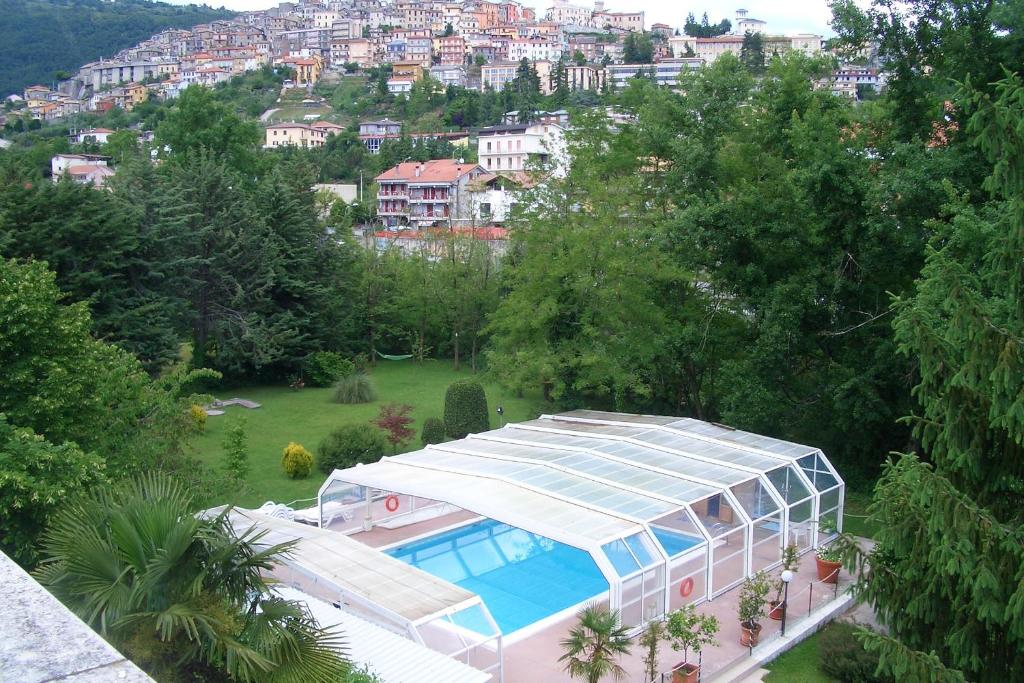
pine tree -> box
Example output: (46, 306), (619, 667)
(843, 73), (1024, 683)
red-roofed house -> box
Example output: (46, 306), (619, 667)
(375, 159), (486, 228)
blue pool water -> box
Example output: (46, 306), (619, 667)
(385, 519), (608, 635)
(651, 526), (703, 557)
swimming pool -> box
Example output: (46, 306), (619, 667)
(385, 519), (608, 635)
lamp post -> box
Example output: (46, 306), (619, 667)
(496, 405), (504, 428)
(780, 569), (793, 636)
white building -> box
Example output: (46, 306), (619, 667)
(508, 38), (562, 63)
(71, 128), (115, 145)
(477, 121), (567, 174)
(546, 0), (593, 27)
(734, 8), (767, 35)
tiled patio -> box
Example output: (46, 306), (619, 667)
(500, 549), (847, 682)
(338, 510), (849, 683)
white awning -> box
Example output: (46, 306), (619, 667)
(275, 586), (489, 683)
(331, 458), (641, 551)
(215, 508), (478, 624)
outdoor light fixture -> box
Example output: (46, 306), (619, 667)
(780, 570), (794, 636)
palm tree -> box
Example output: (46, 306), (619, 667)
(559, 605), (633, 683)
(35, 473), (348, 683)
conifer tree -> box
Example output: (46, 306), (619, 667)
(843, 73), (1024, 683)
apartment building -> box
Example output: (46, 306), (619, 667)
(508, 37), (562, 63)
(264, 122), (328, 148)
(359, 118), (403, 153)
(375, 159), (487, 228)
(592, 10), (644, 32)
(477, 121), (566, 173)
(565, 64), (605, 91)
(480, 62), (518, 91)
(438, 35), (467, 65)
(606, 58), (704, 89)
(546, 0), (592, 26)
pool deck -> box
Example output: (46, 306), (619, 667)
(344, 512), (849, 683)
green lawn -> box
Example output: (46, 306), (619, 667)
(191, 361), (541, 508)
(764, 628), (833, 682)
(842, 490), (880, 539)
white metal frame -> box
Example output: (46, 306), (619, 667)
(314, 411), (844, 640)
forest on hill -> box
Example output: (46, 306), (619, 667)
(0, 0), (234, 96)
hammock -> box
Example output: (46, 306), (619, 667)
(375, 350), (414, 361)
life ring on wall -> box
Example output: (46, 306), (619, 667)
(384, 495), (400, 512)
(679, 577), (695, 598)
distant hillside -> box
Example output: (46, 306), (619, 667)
(0, 0), (235, 96)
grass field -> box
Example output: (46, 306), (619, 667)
(191, 361), (542, 508)
(763, 627), (833, 682)
(842, 490), (880, 539)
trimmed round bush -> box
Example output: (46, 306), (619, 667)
(318, 424), (387, 474)
(332, 372), (377, 404)
(281, 442), (313, 479)
(305, 351), (355, 387)
(818, 622), (890, 682)
(421, 417), (445, 446)
(443, 380), (489, 439)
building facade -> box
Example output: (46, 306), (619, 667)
(375, 159), (487, 228)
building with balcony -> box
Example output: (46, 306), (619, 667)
(375, 159), (486, 228)
(477, 120), (567, 173)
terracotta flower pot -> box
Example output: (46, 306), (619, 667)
(672, 663), (700, 683)
(768, 600), (785, 620)
(740, 622), (762, 647)
(816, 556), (842, 584)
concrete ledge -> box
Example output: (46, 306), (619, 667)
(705, 591), (855, 683)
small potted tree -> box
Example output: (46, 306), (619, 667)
(666, 604), (719, 683)
(738, 571), (771, 647)
(815, 523), (842, 583)
(769, 543), (799, 620)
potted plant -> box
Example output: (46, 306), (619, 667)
(769, 543), (799, 620)
(816, 543), (843, 583)
(815, 523), (843, 583)
(738, 571), (771, 647)
(665, 604), (719, 683)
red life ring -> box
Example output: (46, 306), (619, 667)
(679, 577), (695, 598)
(385, 495), (400, 512)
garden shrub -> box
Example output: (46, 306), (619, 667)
(332, 372), (377, 404)
(318, 424), (387, 474)
(281, 442), (313, 479)
(190, 404), (207, 432)
(443, 380), (489, 439)
(818, 622), (890, 682)
(421, 417), (445, 446)
(305, 351), (355, 387)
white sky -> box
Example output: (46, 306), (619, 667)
(175, 1), (838, 36)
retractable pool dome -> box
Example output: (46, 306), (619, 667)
(319, 410), (844, 631)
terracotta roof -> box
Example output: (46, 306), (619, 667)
(376, 159), (481, 183)
(67, 164), (114, 176)
(310, 120), (344, 129)
(374, 226), (508, 240)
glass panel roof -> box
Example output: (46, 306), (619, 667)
(462, 435), (721, 504)
(667, 418), (817, 460)
(493, 426), (756, 488)
(514, 420), (786, 478)
(399, 449), (677, 521)
(555, 410), (819, 462)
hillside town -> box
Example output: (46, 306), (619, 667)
(2, 1), (1020, 682)
(4, 3), (879, 122)
(1, 1), (885, 247)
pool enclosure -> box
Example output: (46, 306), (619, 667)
(318, 410), (844, 632)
